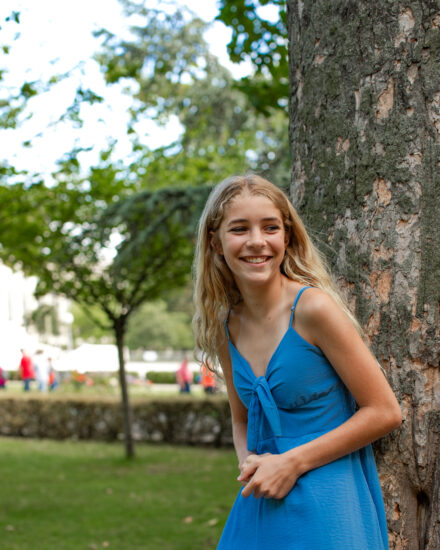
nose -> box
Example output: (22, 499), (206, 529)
(247, 227), (265, 248)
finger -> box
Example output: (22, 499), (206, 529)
(238, 474), (254, 484)
(241, 457), (258, 471)
(241, 480), (254, 498)
(243, 453), (261, 465)
(238, 463), (258, 481)
(237, 472), (253, 484)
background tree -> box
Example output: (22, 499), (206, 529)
(72, 293), (194, 351)
(0, 1), (292, 458)
(215, 0), (291, 188)
(0, 180), (210, 457)
(0, 11), (27, 132)
(125, 300), (193, 352)
(71, 303), (112, 345)
(96, 2), (290, 188)
(287, 1), (439, 548)
(216, 0), (288, 114)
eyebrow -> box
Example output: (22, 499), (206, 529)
(226, 216), (281, 227)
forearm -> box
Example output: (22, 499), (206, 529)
(232, 420), (251, 467)
(287, 405), (401, 477)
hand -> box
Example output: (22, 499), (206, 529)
(237, 453), (265, 487)
(238, 452), (300, 500)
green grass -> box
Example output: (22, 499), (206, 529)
(0, 437), (238, 550)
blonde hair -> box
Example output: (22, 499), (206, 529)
(192, 174), (361, 369)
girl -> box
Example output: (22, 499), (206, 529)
(193, 174), (402, 549)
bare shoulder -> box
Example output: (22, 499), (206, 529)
(295, 287), (341, 324)
(293, 287), (356, 350)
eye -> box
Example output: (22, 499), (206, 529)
(265, 225), (281, 232)
(230, 226), (247, 233)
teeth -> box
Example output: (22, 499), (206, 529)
(243, 257), (267, 264)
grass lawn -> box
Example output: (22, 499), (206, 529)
(0, 437), (238, 550)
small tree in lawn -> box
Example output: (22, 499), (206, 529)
(0, 181), (210, 458)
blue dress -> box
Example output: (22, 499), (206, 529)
(217, 287), (389, 549)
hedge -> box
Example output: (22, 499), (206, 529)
(146, 371), (177, 384)
(0, 395), (233, 447)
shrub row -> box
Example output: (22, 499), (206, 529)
(146, 371), (177, 384)
(0, 395), (233, 447)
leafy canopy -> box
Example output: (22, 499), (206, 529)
(216, 0), (288, 115)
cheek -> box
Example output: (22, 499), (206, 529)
(270, 235), (287, 252)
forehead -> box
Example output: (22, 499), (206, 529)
(223, 192), (282, 220)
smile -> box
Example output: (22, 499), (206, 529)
(241, 256), (270, 264)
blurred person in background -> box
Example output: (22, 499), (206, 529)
(19, 349), (34, 392)
(176, 355), (192, 393)
(34, 349), (50, 392)
(48, 358), (59, 391)
(0, 366), (7, 389)
(201, 362), (216, 395)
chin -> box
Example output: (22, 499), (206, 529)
(238, 272), (280, 287)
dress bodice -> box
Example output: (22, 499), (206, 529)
(225, 287), (356, 453)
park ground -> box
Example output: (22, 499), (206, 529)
(0, 436), (238, 550)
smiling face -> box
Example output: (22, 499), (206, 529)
(214, 192), (288, 289)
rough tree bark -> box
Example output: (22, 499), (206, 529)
(287, 1), (439, 549)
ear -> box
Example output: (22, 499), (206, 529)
(209, 231), (223, 255)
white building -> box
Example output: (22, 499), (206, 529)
(0, 261), (72, 371)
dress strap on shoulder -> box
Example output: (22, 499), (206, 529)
(290, 286), (312, 323)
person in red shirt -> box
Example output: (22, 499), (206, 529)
(176, 356), (193, 393)
(19, 349), (34, 392)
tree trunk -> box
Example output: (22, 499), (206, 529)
(287, 1), (439, 549)
(114, 317), (134, 458)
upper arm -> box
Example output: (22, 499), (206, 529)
(297, 289), (401, 423)
(217, 338), (248, 425)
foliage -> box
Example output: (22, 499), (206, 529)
(127, 300), (193, 351)
(0, 179), (209, 321)
(0, 149), (131, 279)
(95, 2), (290, 188)
(166, 280), (194, 316)
(146, 370), (178, 384)
(0, 11), (99, 146)
(0, 11), (26, 131)
(216, 0), (288, 114)
(71, 302), (113, 345)
(0, 0), (291, 455)
(0, 171), (211, 457)
(72, 299), (193, 351)
(26, 304), (60, 336)
(0, 437), (237, 549)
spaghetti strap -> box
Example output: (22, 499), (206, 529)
(289, 286), (312, 324)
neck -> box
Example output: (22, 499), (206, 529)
(237, 273), (289, 320)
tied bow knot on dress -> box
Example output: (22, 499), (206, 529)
(248, 376), (282, 453)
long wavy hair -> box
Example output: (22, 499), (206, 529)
(192, 174), (361, 369)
